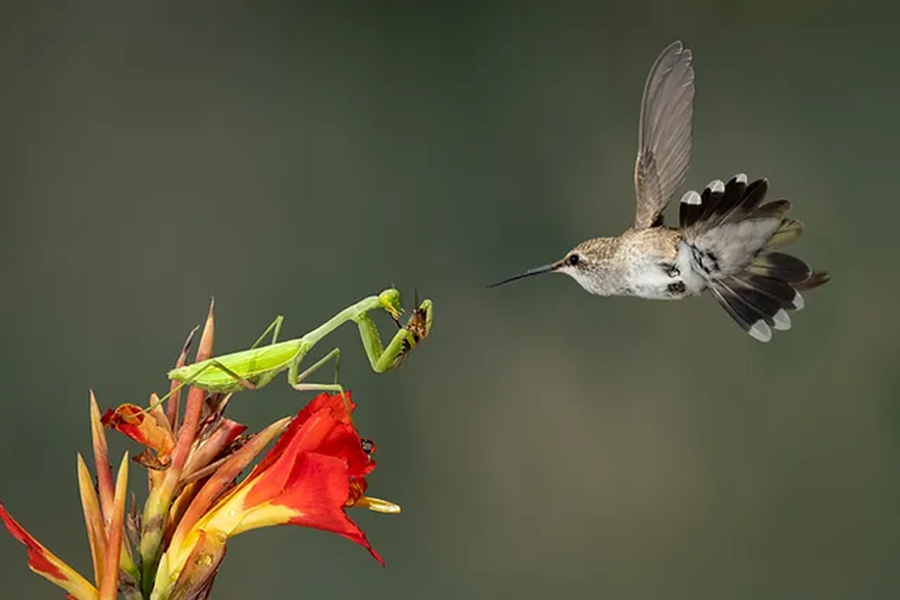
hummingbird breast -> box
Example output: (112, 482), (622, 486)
(619, 228), (700, 300)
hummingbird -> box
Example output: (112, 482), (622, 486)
(488, 41), (829, 342)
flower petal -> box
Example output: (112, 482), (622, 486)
(182, 418), (248, 480)
(0, 501), (99, 599)
(353, 496), (402, 514)
(166, 530), (226, 600)
(228, 453), (385, 565)
(166, 324), (199, 428)
(165, 392), (391, 576)
(249, 392), (372, 499)
(89, 392), (116, 526)
(99, 453), (129, 600)
(346, 479), (401, 513)
(76, 454), (106, 585)
(168, 417), (291, 556)
(101, 403), (175, 466)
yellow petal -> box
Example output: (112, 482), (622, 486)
(76, 454), (107, 585)
(99, 453), (129, 600)
(89, 391), (115, 524)
(170, 529), (226, 600)
(354, 496), (402, 514)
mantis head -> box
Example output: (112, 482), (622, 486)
(378, 289), (403, 320)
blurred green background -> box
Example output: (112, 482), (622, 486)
(1, 2), (896, 599)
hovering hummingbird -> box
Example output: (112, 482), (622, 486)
(488, 41), (829, 342)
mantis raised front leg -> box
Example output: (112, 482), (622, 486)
(356, 297), (434, 372)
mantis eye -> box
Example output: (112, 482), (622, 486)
(567, 254), (580, 266)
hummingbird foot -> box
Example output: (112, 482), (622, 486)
(661, 262), (681, 278)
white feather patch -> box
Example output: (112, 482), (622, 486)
(735, 173), (748, 184)
(708, 179), (725, 193)
(772, 308), (791, 331)
(793, 291), (805, 310)
(749, 320), (772, 342)
(681, 190), (702, 205)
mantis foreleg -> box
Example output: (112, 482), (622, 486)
(355, 314), (414, 372)
(353, 297), (432, 372)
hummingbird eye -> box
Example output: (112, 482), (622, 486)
(567, 254), (580, 266)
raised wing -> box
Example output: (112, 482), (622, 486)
(633, 41), (695, 229)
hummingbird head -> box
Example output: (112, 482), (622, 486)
(487, 239), (614, 291)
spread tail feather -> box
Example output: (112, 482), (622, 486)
(680, 174), (830, 341)
(708, 273), (806, 342)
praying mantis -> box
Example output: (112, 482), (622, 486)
(164, 288), (433, 402)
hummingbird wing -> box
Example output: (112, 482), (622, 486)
(633, 41), (695, 229)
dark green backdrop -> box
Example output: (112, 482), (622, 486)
(1, 2), (896, 599)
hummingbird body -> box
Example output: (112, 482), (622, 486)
(489, 42), (829, 341)
(567, 227), (686, 299)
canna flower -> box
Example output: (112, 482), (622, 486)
(2, 301), (404, 600)
(155, 391), (399, 598)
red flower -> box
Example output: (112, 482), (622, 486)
(156, 392), (399, 596)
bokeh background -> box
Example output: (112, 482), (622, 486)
(1, 2), (897, 599)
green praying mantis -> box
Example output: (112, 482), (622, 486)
(160, 288), (433, 405)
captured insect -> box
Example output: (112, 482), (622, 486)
(391, 292), (433, 368)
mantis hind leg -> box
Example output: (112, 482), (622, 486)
(173, 359), (258, 397)
(151, 323), (284, 413)
(149, 359), (256, 412)
(205, 359), (258, 390)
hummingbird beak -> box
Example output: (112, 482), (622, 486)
(487, 262), (559, 288)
